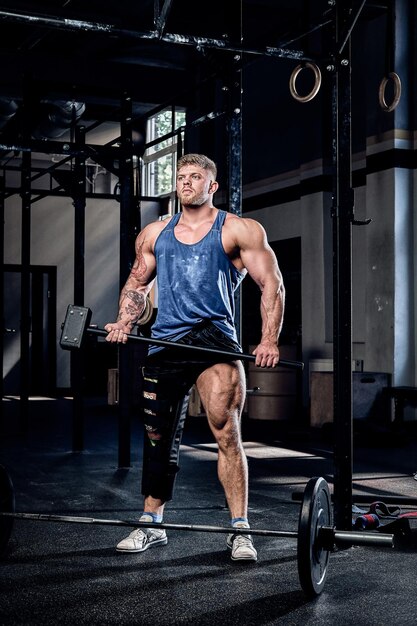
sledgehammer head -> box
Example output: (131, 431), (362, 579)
(60, 305), (92, 350)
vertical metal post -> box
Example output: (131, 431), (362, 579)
(20, 129), (32, 432)
(227, 55), (243, 342)
(118, 93), (136, 468)
(0, 176), (4, 408)
(71, 125), (86, 452)
(331, 4), (354, 531)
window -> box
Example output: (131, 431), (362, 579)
(142, 107), (186, 211)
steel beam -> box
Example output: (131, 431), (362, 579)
(330, 0), (366, 531)
(0, 8), (312, 61)
(71, 125), (87, 452)
(19, 93), (32, 433)
(0, 139), (118, 159)
(154, 0), (175, 38)
(117, 94), (137, 469)
(0, 176), (4, 408)
(226, 54), (243, 342)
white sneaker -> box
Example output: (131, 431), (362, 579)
(116, 515), (168, 553)
(226, 523), (258, 562)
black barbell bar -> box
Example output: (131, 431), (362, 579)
(60, 305), (304, 370)
(0, 511), (299, 538)
(0, 468), (394, 599)
(0, 511), (395, 544)
(0, 510), (394, 545)
(86, 326), (304, 369)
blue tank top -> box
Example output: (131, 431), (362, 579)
(149, 210), (245, 354)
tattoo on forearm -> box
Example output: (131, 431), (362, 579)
(118, 290), (146, 323)
(126, 290), (145, 310)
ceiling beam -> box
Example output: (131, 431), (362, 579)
(0, 7), (313, 61)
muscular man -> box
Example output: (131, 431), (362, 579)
(105, 153), (285, 561)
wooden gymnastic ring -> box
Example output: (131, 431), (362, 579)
(289, 62), (322, 103)
(378, 72), (401, 113)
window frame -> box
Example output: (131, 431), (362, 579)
(141, 106), (186, 213)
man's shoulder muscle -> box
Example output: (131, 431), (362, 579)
(139, 217), (172, 250)
(223, 213), (265, 248)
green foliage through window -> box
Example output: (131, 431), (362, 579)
(143, 108), (186, 199)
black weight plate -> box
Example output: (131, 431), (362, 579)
(297, 476), (331, 598)
(0, 464), (15, 559)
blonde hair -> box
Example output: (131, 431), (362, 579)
(177, 153), (217, 179)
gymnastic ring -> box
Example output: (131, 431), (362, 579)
(289, 62), (322, 103)
(378, 72), (401, 113)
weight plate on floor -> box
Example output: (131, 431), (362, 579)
(297, 476), (331, 597)
(0, 464), (15, 559)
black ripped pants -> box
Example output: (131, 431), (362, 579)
(140, 322), (242, 502)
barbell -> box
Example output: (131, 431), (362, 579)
(0, 466), (394, 598)
(59, 305), (304, 370)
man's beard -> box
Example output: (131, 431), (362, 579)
(178, 189), (206, 207)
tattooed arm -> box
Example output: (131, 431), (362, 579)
(116, 236), (152, 327)
(104, 221), (161, 343)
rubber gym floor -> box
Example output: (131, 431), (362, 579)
(1, 395), (417, 626)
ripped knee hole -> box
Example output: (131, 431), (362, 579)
(145, 424), (162, 441)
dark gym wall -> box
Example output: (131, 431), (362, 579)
(182, 7), (406, 204)
(239, 10), (398, 185)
